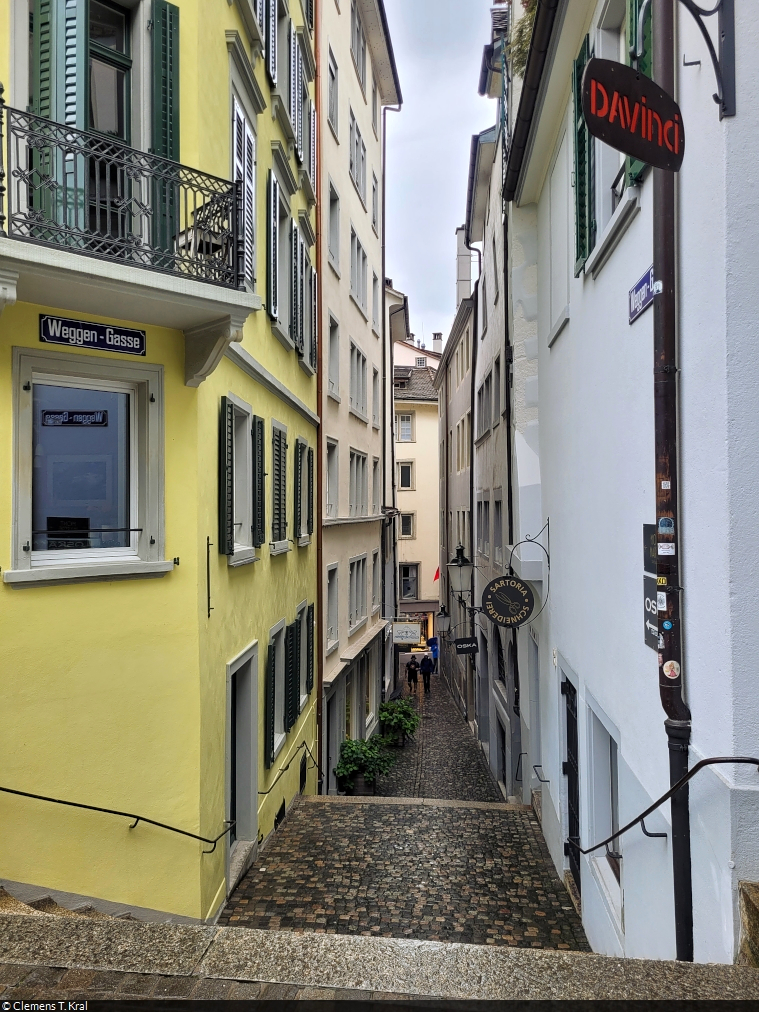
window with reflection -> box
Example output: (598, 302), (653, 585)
(89, 0), (131, 141)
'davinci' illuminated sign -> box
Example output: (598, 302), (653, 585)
(581, 58), (685, 172)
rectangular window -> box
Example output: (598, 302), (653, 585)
(483, 498), (490, 557)
(372, 456), (380, 513)
(476, 500), (483, 554)
(401, 564), (418, 601)
(294, 439), (313, 541)
(400, 513), (414, 539)
(415, 356), (426, 367)
(349, 554), (367, 627)
(233, 99), (256, 288)
(396, 412), (414, 442)
(328, 183), (340, 268)
(494, 496), (503, 563)
(372, 272), (380, 331)
(372, 77), (378, 134)
(326, 440), (338, 517)
(218, 394), (259, 562)
(350, 0), (366, 89)
(466, 411), (471, 467)
(372, 549), (379, 609)
(372, 368), (380, 427)
(327, 565), (338, 645)
(349, 109), (366, 202)
(328, 316), (340, 396)
(398, 461), (413, 490)
(271, 423), (288, 547)
(494, 357), (501, 419)
(372, 173), (378, 232)
(349, 343), (368, 418)
(492, 236), (499, 302)
(328, 48), (339, 132)
(89, 0), (131, 142)
(350, 227), (368, 312)
(573, 35), (594, 274)
(266, 624), (286, 765)
(11, 349), (165, 581)
(590, 710), (622, 897)
(349, 449), (368, 516)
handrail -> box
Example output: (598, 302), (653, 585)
(258, 739), (323, 796)
(566, 756), (759, 856)
(0, 785), (234, 854)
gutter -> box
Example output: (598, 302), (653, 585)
(375, 0), (403, 106)
(503, 0), (562, 203)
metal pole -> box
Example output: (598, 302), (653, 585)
(314, 0), (324, 794)
(653, 0), (693, 962)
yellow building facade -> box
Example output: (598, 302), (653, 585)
(0, 0), (318, 921)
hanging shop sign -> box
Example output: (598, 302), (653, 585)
(40, 315), (147, 356)
(481, 576), (535, 629)
(392, 622), (421, 645)
(644, 574), (659, 650)
(454, 637), (479, 656)
(582, 58), (685, 172)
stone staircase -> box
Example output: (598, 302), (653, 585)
(739, 882), (759, 968)
(0, 886), (131, 921)
(1, 906), (759, 1000)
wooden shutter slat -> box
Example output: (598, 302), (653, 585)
(296, 49), (304, 162)
(32, 0), (55, 120)
(291, 220), (301, 348)
(218, 397), (235, 556)
(310, 267), (318, 370)
(307, 447), (314, 535)
(267, 0), (277, 85)
(271, 426), (281, 542)
(152, 0), (180, 160)
(265, 643), (275, 768)
(573, 36), (590, 277)
(289, 20), (297, 128)
(306, 603), (314, 694)
(253, 415), (266, 547)
(268, 171), (279, 319)
(285, 621), (297, 731)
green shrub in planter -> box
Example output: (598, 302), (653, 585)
(378, 698), (421, 742)
(333, 736), (396, 790)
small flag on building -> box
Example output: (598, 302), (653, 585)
(433, 567), (440, 581)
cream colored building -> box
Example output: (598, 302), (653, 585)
(317, 0), (401, 792)
(394, 365), (440, 639)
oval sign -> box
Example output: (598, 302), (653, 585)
(581, 58), (685, 172)
(482, 576), (535, 629)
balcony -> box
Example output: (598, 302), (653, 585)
(0, 101), (260, 385)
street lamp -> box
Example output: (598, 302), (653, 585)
(436, 606), (451, 635)
(447, 544), (474, 597)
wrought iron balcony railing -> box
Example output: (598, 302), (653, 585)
(0, 93), (245, 290)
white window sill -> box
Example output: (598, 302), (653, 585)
(585, 186), (641, 279)
(328, 118), (339, 143)
(372, 324), (380, 338)
(300, 692), (309, 710)
(348, 616), (368, 636)
(228, 547), (258, 568)
(326, 639), (340, 656)
(328, 388), (341, 404)
(372, 604), (381, 616)
(271, 318), (295, 351)
(298, 535), (311, 547)
(270, 541), (291, 556)
(591, 854), (623, 930)
(350, 291), (369, 321)
(328, 257), (341, 279)
(299, 357), (316, 377)
(4, 559), (175, 587)
(349, 406), (369, 424)
(548, 306), (570, 348)
(372, 419), (380, 430)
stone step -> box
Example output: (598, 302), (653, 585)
(1, 911), (758, 1000)
(739, 882), (759, 968)
(0, 887), (48, 917)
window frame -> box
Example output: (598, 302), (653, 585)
(395, 411), (415, 442)
(348, 552), (368, 631)
(270, 419), (289, 553)
(269, 619), (287, 759)
(326, 562), (339, 651)
(397, 460), (414, 491)
(328, 47), (339, 135)
(400, 512), (415, 539)
(400, 563), (419, 601)
(227, 391), (258, 567)
(9, 347), (167, 585)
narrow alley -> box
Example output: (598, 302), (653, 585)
(220, 675), (588, 951)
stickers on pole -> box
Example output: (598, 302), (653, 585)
(582, 58), (685, 171)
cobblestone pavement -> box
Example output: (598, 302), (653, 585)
(376, 673), (503, 801)
(0, 962), (416, 1001)
(220, 674), (588, 949)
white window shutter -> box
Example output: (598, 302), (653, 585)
(267, 0), (277, 86)
(298, 234), (306, 354)
(257, 0), (265, 36)
(296, 50), (304, 162)
(289, 21), (297, 128)
(290, 220), (300, 347)
(234, 101), (256, 287)
(268, 170), (279, 319)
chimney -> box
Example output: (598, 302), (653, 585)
(407, 332), (415, 343)
(432, 332), (443, 354)
(456, 226), (471, 306)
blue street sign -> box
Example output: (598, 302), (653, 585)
(40, 314), (146, 356)
(629, 266), (656, 324)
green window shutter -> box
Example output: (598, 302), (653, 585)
(294, 438), (303, 539)
(572, 36), (592, 276)
(265, 643), (275, 768)
(268, 171), (279, 320)
(307, 446), (314, 536)
(306, 603), (314, 694)
(252, 415), (266, 548)
(218, 397), (235, 555)
(294, 618), (302, 717)
(271, 426), (287, 542)
(31, 0), (55, 119)
(626, 0), (652, 186)
(152, 0), (180, 160)
(290, 220), (301, 347)
(285, 621), (298, 731)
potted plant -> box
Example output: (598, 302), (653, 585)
(333, 737), (396, 795)
(379, 698), (421, 746)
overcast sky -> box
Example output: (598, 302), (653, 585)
(383, 0), (495, 347)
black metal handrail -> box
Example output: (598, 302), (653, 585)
(566, 756), (759, 856)
(0, 87), (244, 290)
(0, 785), (234, 854)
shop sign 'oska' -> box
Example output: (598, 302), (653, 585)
(581, 58), (685, 172)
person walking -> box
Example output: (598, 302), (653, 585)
(406, 655), (419, 694)
(420, 653), (433, 695)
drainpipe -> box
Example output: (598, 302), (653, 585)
(382, 103), (401, 685)
(653, 0), (693, 962)
(465, 238), (480, 723)
(314, 0), (324, 794)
